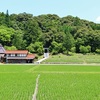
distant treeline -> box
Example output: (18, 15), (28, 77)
(0, 10), (100, 55)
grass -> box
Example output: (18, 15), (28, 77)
(37, 73), (100, 100)
(41, 53), (100, 64)
(35, 65), (100, 100)
(0, 65), (38, 100)
(34, 65), (100, 72)
(0, 64), (100, 100)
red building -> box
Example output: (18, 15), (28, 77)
(0, 45), (35, 63)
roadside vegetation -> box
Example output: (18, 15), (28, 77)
(41, 53), (100, 64)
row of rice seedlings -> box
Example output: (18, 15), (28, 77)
(34, 65), (100, 72)
(0, 73), (37, 100)
(37, 73), (100, 100)
(0, 65), (35, 73)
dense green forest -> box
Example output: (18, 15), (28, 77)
(0, 10), (100, 55)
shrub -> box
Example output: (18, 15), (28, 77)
(71, 47), (76, 53)
(79, 45), (91, 54)
(96, 49), (100, 54)
(4, 46), (17, 50)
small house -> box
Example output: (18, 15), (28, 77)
(5, 50), (35, 63)
(0, 44), (35, 63)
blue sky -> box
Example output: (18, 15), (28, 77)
(0, 0), (100, 23)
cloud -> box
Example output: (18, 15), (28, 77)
(96, 16), (100, 23)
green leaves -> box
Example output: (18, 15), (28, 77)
(4, 45), (17, 50)
(0, 26), (15, 45)
(27, 42), (43, 55)
(50, 41), (63, 55)
(79, 45), (91, 54)
(0, 12), (100, 54)
(63, 26), (75, 54)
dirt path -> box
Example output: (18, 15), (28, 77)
(32, 74), (40, 100)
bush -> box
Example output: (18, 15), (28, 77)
(4, 46), (17, 50)
(51, 50), (58, 55)
(71, 47), (76, 53)
(26, 42), (43, 55)
(68, 52), (74, 56)
(87, 45), (91, 52)
(96, 49), (100, 54)
(79, 45), (91, 54)
(63, 50), (68, 55)
(50, 41), (63, 55)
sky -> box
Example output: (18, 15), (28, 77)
(0, 0), (100, 23)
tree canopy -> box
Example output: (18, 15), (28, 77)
(0, 11), (100, 55)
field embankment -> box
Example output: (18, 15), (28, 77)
(41, 53), (100, 64)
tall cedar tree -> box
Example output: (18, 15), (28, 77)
(63, 26), (75, 55)
(5, 10), (10, 27)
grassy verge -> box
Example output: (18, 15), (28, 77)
(41, 53), (100, 64)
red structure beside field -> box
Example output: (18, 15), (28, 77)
(0, 44), (35, 63)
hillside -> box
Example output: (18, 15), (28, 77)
(0, 11), (100, 55)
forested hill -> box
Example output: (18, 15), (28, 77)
(0, 11), (100, 55)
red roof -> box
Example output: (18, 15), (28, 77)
(5, 50), (28, 54)
(26, 54), (35, 59)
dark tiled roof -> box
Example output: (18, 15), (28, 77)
(5, 50), (28, 54)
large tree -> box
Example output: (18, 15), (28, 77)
(12, 30), (26, 49)
(63, 26), (75, 54)
(23, 18), (41, 45)
(0, 25), (15, 46)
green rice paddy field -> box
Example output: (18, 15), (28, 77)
(0, 64), (100, 100)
